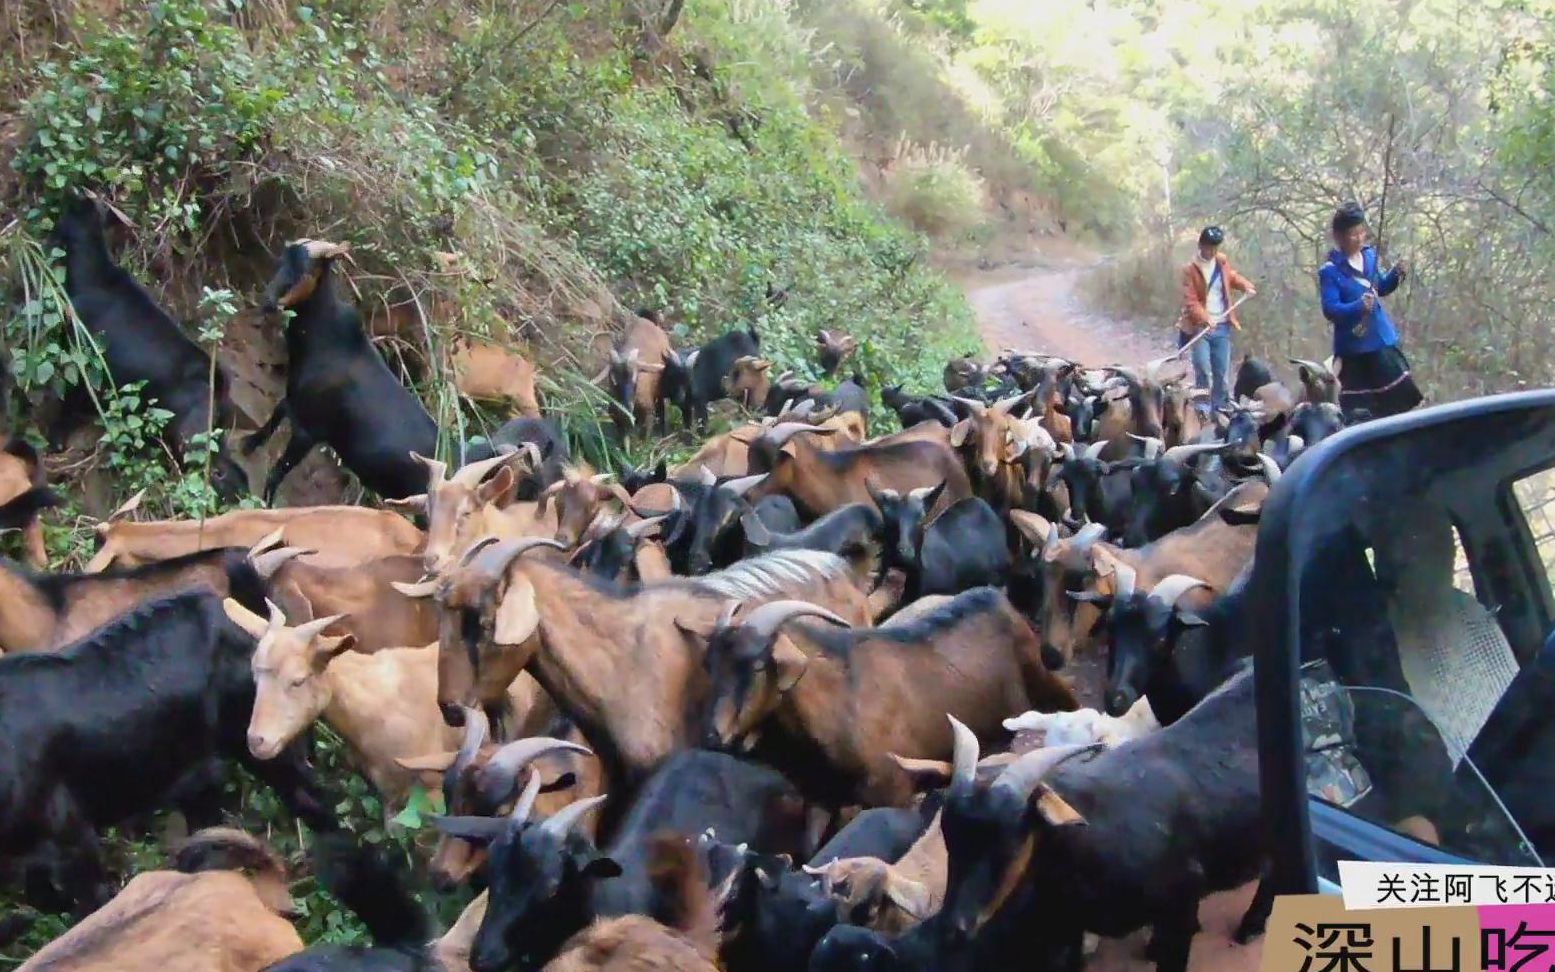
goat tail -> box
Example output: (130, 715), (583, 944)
(644, 831), (721, 961)
(310, 831), (431, 949)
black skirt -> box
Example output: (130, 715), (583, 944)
(1337, 346), (1424, 420)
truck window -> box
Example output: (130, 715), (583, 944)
(1298, 497), (1543, 868)
(1513, 467), (1555, 598)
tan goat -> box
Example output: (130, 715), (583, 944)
(451, 338), (541, 418)
(85, 492), (423, 572)
(223, 598), (551, 816)
(396, 544), (873, 786)
(803, 808), (947, 934)
(539, 464), (634, 547)
(0, 437), (52, 569)
(16, 828), (302, 972)
(263, 551), (436, 654)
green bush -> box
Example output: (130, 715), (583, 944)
(884, 139), (986, 240)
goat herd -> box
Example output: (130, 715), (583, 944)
(0, 196), (1351, 972)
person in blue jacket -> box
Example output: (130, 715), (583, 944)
(1318, 202), (1423, 420)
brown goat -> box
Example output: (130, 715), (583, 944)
(542, 833), (721, 972)
(391, 449), (533, 575)
(0, 437), (52, 569)
(452, 339), (542, 418)
(401, 708), (606, 887)
(16, 828), (302, 972)
(748, 436), (972, 520)
(815, 330), (859, 376)
(1086, 480), (1266, 596)
(669, 423), (764, 479)
(263, 550), (435, 654)
(0, 536), (291, 654)
(947, 392), (1047, 512)
(396, 544), (871, 786)
(1291, 357), (1340, 405)
(540, 464), (634, 547)
(700, 590), (1077, 807)
(1009, 515), (1110, 666)
(606, 315), (674, 439)
(724, 356), (772, 411)
(84, 494), (423, 572)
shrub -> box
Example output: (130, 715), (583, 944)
(883, 137), (986, 239)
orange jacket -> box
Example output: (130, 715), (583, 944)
(1180, 253), (1253, 333)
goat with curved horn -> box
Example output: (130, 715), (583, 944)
(454, 706), (491, 777)
(1257, 453), (1282, 484)
(508, 768), (544, 824)
(1160, 442), (1226, 465)
(1129, 434), (1165, 460)
(411, 452), (449, 490)
(480, 736), (595, 807)
(993, 742), (1104, 800)
(1112, 561), (1138, 601)
(479, 537), (570, 577)
(251, 546), (314, 581)
(761, 422), (834, 449)
(740, 600), (853, 641)
(625, 515), (667, 540)
(1081, 440), (1109, 461)
(948, 714), (980, 789)
(539, 794), (609, 839)
(719, 474), (768, 497)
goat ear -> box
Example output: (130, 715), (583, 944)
(771, 638), (810, 693)
(494, 574), (540, 645)
(312, 633), (356, 666)
(396, 751), (458, 772)
(476, 466), (516, 505)
(889, 753), (952, 790)
(223, 598), (270, 640)
(430, 815), (508, 844)
(582, 855), (623, 879)
(1032, 786), (1086, 828)
(949, 420), (972, 448)
(385, 494), (428, 514)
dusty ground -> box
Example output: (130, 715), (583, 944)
(959, 247), (1266, 972)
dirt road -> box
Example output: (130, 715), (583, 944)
(961, 254), (1174, 364)
(957, 250), (1265, 972)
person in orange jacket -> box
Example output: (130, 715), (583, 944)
(1179, 226), (1256, 414)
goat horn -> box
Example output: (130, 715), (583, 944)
(948, 715), (980, 789)
(1288, 357), (1334, 377)
(740, 600), (852, 641)
(1148, 574), (1213, 607)
(991, 389), (1033, 415)
(698, 465), (717, 487)
(1128, 434), (1164, 460)
(1257, 453), (1282, 484)
(589, 472), (614, 485)
(1161, 442), (1226, 465)
(481, 537), (569, 575)
(625, 515), (666, 540)
(411, 452), (449, 489)
(392, 577), (441, 599)
(1071, 522), (1108, 551)
(1113, 561), (1137, 601)
(251, 546), (312, 580)
(484, 736), (595, 808)
(717, 600), (740, 630)
(509, 768), (545, 823)
(248, 528), (286, 559)
(108, 488), (147, 522)
(295, 613), (347, 642)
(951, 396), (988, 416)
(720, 474), (767, 497)
(450, 449), (524, 488)
(1044, 523), (1062, 560)
(458, 536), (504, 568)
(539, 794), (608, 838)
(264, 598), (287, 634)
(1081, 440), (1108, 461)
(993, 743), (1101, 801)
(762, 422), (829, 448)
(451, 706), (490, 779)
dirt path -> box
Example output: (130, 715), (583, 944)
(960, 253), (1174, 365)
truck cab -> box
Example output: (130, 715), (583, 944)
(1254, 389), (1555, 894)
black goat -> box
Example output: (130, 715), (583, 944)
(461, 416), (569, 501)
(764, 372), (824, 416)
(1073, 560), (1251, 721)
(243, 241), (437, 503)
(50, 197), (247, 501)
(869, 484), (1009, 602)
(665, 326), (760, 431)
(808, 800), (939, 868)
(618, 459), (669, 495)
(831, 372), (870, 419)
(1118, 442), (1225, 547)
(261, 831), (433, 971)
(881, 386), (956, 429)
(435, 750), (809, 972)
(0, 592), (336, 915)
(1230, 354), (1274, 403)
(742, 501), (883, 575)
(674, 473), (782, 576)
(1048, 443), (1133, 535)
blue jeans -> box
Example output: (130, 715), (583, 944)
(1179, 324), (1232, 414)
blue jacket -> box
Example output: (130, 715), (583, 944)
(1318, 246), (1401, 357)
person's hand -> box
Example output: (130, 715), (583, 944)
(1361, 292), (1377, 313)
(1394, 259), (1408, 280)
